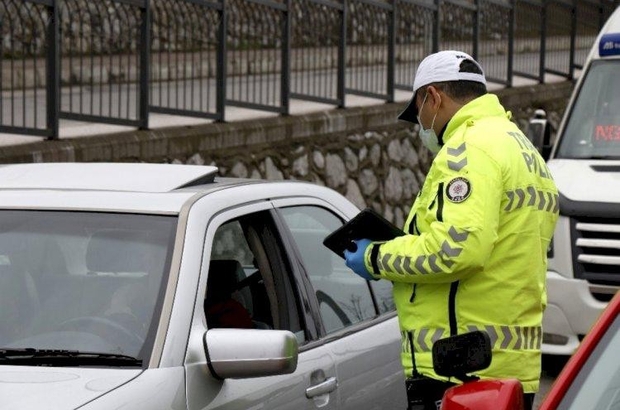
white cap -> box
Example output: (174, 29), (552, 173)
(398, 50), (486, 123)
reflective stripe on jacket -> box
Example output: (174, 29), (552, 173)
(365, 94), (559, 393)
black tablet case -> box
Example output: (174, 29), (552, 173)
(323, 208), (406, 259)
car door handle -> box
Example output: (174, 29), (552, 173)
(305, 376), (338, 398)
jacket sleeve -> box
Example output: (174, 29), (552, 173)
(365, 143), (503, 284)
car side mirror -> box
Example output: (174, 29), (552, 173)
(432, 330), (491, 382)
(204, 328), (298, 379)
(526, 109), (553, 160)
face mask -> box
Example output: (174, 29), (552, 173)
(416, 93), (441, 154)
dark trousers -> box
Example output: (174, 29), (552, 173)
(406, 377), (455, 410)
(523, 393), (535, 410)
(406, 378), (536, 410)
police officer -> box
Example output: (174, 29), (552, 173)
(344, 50), (559, 410)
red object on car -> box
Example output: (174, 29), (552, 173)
(440, 292), (620, 410)
(440, 379), (524, 410)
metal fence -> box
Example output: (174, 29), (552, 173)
(1, 0), (618, 139)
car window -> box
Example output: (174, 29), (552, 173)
(557, 315), (620, 410)
(206, 212), (306, 343)
(0, 210), (176, 361)
(279, 206), (379, 334)
(370, 279), (395, 314)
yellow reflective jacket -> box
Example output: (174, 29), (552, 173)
(364, 94), (559, 393)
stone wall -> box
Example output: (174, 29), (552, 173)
(0, 81), (573, 225)
(181, 123), (433, 229)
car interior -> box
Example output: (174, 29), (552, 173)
(0, 211), (176, 358)
(31, 229), (163, 331)
(204, 259), (271, 329)
(205, 212), (305, 342)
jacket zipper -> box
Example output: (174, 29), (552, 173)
(448, 281), (459, 336)
(408, 214), (418, 235)
(413, 183), (446, 305)
(427, 182), (444, 222)
(436, 182), (444, 222)
(428, 195), (437, 210)
(409, 284), (417, 303)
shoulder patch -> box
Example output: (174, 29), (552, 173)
(446, 177), (471, 203)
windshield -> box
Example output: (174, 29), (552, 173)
(0, 211), (177, 366)
(556, 60), (620, 159)
(557, 315), (620, 409)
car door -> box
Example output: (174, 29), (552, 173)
(272, 200), (407, 410)
(185, 202), (339, 410)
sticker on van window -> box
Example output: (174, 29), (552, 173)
(593, 124), (620, 143)
(599, 33), (620, 57)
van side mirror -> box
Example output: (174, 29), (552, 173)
(526, 109), (553, 160)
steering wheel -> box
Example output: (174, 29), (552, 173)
(58, 316), (144, 351)
(316, 290), (352, 327)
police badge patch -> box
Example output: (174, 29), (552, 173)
(446, 177), (471, 203)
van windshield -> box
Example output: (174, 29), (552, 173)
(556, 60), (620, 159)
(0, 211), (177, 367)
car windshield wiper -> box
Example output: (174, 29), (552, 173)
(0, 348), (143, 367)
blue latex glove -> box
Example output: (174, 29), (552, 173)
(344, 238), (374, 281)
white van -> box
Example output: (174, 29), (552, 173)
(528, 6), (620, 356)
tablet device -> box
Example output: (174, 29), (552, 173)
(323, 208), (406, 259)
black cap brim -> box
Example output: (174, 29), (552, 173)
(397, 97), (419, 124)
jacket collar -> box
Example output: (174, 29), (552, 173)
(443, 94), (509, 144)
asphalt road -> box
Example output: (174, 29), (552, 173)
(535, 374), (554, 409)
(534, 355), (570, 409)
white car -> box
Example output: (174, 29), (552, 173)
(0, 162), (406, 409)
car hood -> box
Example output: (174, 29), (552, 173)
(0, 366), (141, 408)
(548, 159), (620, 203)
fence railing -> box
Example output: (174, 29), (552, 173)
(1, 0), (618, 139)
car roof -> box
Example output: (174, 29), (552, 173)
(0, 163), (219, 192)
(0, 163), (242, 214)
(0, 163), (345, 215)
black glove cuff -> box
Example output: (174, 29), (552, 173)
(370, 243), (381, 277)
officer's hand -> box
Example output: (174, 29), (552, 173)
(344, 239), (375, 281)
